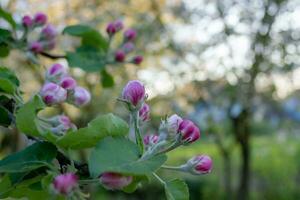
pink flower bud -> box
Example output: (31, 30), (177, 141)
(167, 114), (183, 134)
(99, 172), (132, 190)
(178, 119), (200, 143)
(22, 15), (33, 28)
(132, 55), (143, 65)
(124, 28), (137, 41)
(70, 86), (91, 107)
(40, 82), (67, 105)
(188, 155), (212, 174)
(139, 103), (150, 121)
(123, 42), (135, 53)
(106, 22), (116, 36)
(115, 50), (126, 62)
(46, 63), (67, 82)
(60, 76), (77, 90)
(29, 41), (43, 53)
(33, 12), (47, 26)
(122, 80), (145, 107)
(114, 20), (124, 31)
(143, 134), (159, 145)
(53, 173), (78, 195)
(50, 115), (77, 135)
(41, 24), (56, 40)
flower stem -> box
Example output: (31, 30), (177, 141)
(161, 165), (182, 171)
(152, 172), (165, 185)
(132, 110), (144, 155)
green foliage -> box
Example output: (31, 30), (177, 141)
(0, 142), (57, 173)
(0, 67), (20, 94)
(88, 137), (167, 177)
(63, 25), (110, 72)
(165, 179), (189, 200)
(66, 48), (106, 72)
(0, 7), (16, 29)
(16, 95), (45, 137)
(63, 25), (108, 51)
(57, 113), (129, 149)
(101, 69), (115, 88)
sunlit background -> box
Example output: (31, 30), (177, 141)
(1, 0), (300, 199)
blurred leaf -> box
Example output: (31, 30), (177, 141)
(56, 113), (129, 149)
(0, 67), (20, 86)
(0, 142), (57, 173)
(0, 28), (11, 39)
(0, 67), (20, 94)
(0, 106), (11, 127)
(66, 50), (106, 72)
(0, 44), (9, 57)
(63, 25), (108, 51)
(101, 69), (114, 88)
(165, 179), (189, 200)
(16, 95), (45, 136)
(0, 7), (16, 29)
(88, 137), (167, 177)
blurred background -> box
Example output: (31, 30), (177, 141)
(1, 0), (300, 199)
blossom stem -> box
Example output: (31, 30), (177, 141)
(152, 172), (165, 185)
(161, 165), (182, 171)
(132, 110), (144, 155)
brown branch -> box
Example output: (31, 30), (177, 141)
(40, 52), (66, 59)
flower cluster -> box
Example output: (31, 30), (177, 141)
(106, 20), (143, 65)
(120, 80), (212, 179)
(22, 12), (57, 53)
(53, 173), (78, 195)
(40, 63), (91, 107)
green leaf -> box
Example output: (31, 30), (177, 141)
(0, 66), (19, 94)
(0, 7), (16, 29)
(122, 175), (149, 193)
(0, 104), (11, 126)
(0, 67), (20, 86)
(63, 25), (108, 51)
(0, 142), (57, 173)
(66, 50), (106, 72)
(56, 113), (129, 149)
(101, 69), (114, 88)
(0, 44), (9, 57)
(16, 95), (45, 136)
(165, 179), (189, 200)
(88, 137), (167, 177)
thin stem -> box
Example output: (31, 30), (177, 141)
(40, 52), (66, 59)
(152, 172), (165, 185)
(161, 165), (182, 171)
(79, 179), (99, 184)
(156, 141), (181, 155)
(132, 110), (144, 155)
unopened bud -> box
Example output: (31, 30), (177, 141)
(69, 86), (91, 107)
(124, 28), (137, 41)
(139, 103), (150, 121)
(53, 173), (78, 195)
(22, 15), (33, 28)
(46, 63), (67, 82)
(41, 24), (57, 40)
(185, 155), (212, 175)
(178, 119), (200, 144)
(143, 134), (159, 146)
(122, 80), (145, 108)
(29, 41), (43, 53)
(114, 50), (126, 62)
(132, 55), (143, 65)
(99, 172), (132, 190)
(60, 76), (77, 90)
(40, 82), (67, 105)
(33, 12), (47, 26)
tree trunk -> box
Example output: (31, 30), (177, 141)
(232, 109), (251, 200)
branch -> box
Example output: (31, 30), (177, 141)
(40, 52), (66, 59)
